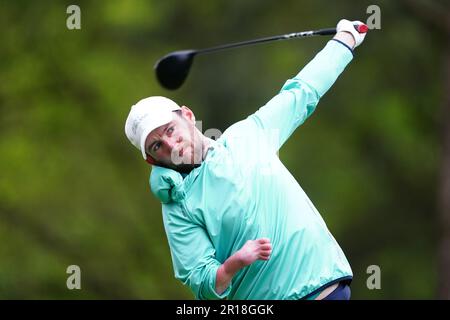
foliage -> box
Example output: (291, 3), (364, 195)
(0, 0), (445, 299)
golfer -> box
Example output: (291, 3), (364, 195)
(125, 19), (367, 300)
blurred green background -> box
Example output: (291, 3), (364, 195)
(1, 0), (449, 299)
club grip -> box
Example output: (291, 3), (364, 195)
(315, 23), (368, 36)
(315, 28), (337, 36)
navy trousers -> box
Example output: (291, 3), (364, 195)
(323, 282), (351, 300)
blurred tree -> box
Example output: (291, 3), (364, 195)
(0, 0), (445, 299)
(400, 0), (450, 299)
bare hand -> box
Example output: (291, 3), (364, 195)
(236, 238), (272, 267)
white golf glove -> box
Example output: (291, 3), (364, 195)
(336, 19), (368, 48)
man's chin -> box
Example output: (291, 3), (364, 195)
(172, 162), (201, 173)
(168, 151), (204, 173)
(162, 157), (203, 173)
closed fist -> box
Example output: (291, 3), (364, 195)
(236, 238), (272, 267)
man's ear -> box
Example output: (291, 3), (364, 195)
(145, 155), (157, 165)
(181, 106), (195, 124)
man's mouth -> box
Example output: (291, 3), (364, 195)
(179, 148), (184, 157)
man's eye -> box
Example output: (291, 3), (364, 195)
(153, 142), (161, 152)
(167, 127), (174, 135)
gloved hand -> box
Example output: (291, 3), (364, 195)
(336, 19), (368, 48)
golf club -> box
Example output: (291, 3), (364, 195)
(155, 23), (368, 90)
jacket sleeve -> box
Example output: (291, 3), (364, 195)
(248, 40), (353, 151)
(161, 202), (232, 300)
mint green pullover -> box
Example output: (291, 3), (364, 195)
(150, 40), (354, 300)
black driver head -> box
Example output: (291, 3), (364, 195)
(154, 50), (196, 90)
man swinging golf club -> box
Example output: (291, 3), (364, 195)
(125, 19), (367, 300)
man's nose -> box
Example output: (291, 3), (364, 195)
(166, 136), (182, 149)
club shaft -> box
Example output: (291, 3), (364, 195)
(196, 28), (337, 55)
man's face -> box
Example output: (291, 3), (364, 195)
(144, 106), (203, 172)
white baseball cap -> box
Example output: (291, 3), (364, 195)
(125, 96), (181, 159)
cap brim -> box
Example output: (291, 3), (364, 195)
(140, 127), (153, 159)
